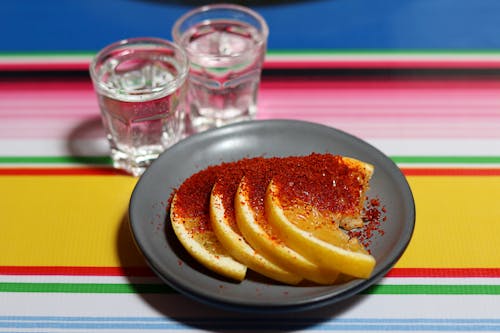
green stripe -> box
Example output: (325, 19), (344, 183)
(0, 156), (498, 165)
(3, 50), (500, 57)
(365, 284), (500, 295)
(0, 51), (94, 57)
(0, 156), (112, 165)
(0, 282), (172, 294)
(1, 282), (498, 294)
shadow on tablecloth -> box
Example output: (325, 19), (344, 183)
(66, 116), (111, 164)
(116, 211), (368, 332)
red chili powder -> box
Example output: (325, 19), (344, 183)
(349, 197), (387, 249)
(271, 153), (368, 216)
(241, 156), (301, 215)
(211, 157), (267, 228)
(169, 163), (224, 233)
(170, 153), (385, 245)
(239, 156), (304, 238)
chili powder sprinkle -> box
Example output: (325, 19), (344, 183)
(169, 153), (385, 250)
(170, 163), (223, 233)
(349, 197), (387, 250)
(271, 154), (368, 218)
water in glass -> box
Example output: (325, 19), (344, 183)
(95, 51), (186, 176)
(180, 20), (266, 132)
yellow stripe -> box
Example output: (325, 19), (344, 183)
(0, 175), (499, 268)
(396, 176), (500, 268)
(0, 176), (143, 267)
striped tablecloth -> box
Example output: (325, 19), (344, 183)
(1, 55), (500, 332)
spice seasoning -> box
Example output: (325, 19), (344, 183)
(170, 164), (223, 233)
(349, 197), (387, 249)
(240, 156), (302, 239)
(212, 157), (266, 228)
(170, 153), (384, 249)
(271, 153), (367, 217)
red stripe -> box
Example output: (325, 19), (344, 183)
(1, 266), (498, 278)
(3, 59), (500, 71)
(264, 60), (500, 69)
(0, 62), (91, 72)
(387, 268), (500, 278)
(260, 79), (500, 90)
(401, 168), (500, 176)
(0, 266), (154, 276)
(3, 77), (500, 91)
(0, 168), (128, 176)
(0, 79), (92, 91)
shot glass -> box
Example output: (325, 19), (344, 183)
(173, 4), (269, 133)
(89, 37), (189, 176)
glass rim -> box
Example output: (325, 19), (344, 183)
(89, 37), (189, 98)
(172, 4), (269, 58)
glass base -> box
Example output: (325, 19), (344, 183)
(188, 107), (256, 133)
(110, 147), (162, 177)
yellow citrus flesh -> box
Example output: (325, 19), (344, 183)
(170, 193), (247, 281)
(337, 158), (375, 230)
(265, 180), (376, 279)
(235, 176), (339, 284)
(210, 182), (302, 285)
(170, 154), (376, 284)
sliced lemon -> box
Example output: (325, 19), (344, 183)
(265, 179), (376, 279)
(338, 157), (375, 230)
(210, 181), (302, 285)
(170, 193), (247, 281)
(235, 176), (339, 284)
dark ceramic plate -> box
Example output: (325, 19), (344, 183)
(129, 119), (415, 312)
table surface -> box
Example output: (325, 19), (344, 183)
(1, 1), (500, 332)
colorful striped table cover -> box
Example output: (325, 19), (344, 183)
(1, 54), (500, 333)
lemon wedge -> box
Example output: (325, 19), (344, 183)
(235, 176), (339, 284)
(264, 155), (376, 279)
(171, 193), (247, 281)
(210, 162), (302, 285)
(265, 180), (376, 279)
(169, 165), (246, 281)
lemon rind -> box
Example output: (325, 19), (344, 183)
(170, 194), (247, 281)
(210, 187), (302, 285)
(265, 181), (376, 279)
(235, 178), (339, 284)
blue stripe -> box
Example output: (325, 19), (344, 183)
(3, 0), (500, 51)
(3, 316), (500, 323)
(1, 317), (500, 331)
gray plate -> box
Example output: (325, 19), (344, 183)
(129, 119), (415, 312)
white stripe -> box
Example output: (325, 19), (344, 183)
(0, 275), (161, 284)
(0, 293), (499, 320)
(369, 138), (500, 156)
(378, 277), (500, 285)
(0, 139), (109, 157)
(1, 274), (498, 286)
(0, 138), (499, 159)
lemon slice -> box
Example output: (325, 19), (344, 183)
(210, 179), (302, 285)
(265, 180), (376, 279)
(170, 193), (247, 281)
(235, 176), (339, 284)
(337, 157), (375, 230)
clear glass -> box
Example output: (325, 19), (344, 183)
(89, 37), (189, 176)
(173, 4), (269, 133)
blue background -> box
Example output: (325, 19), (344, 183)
(3, 0), (500, 52)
